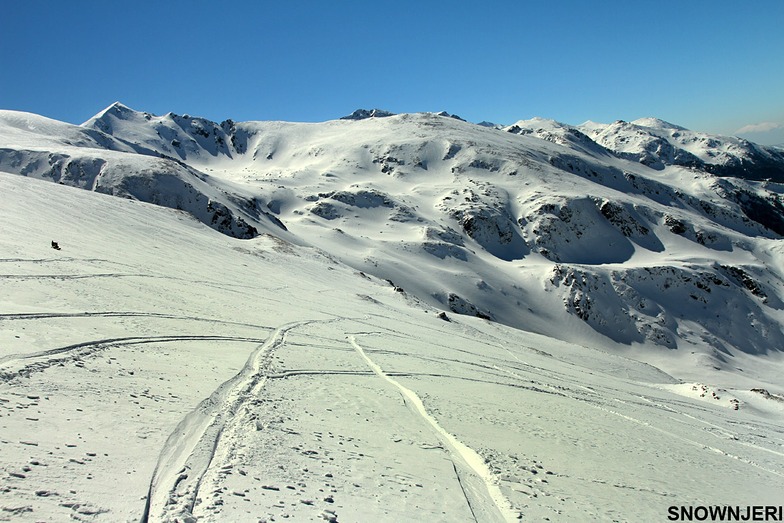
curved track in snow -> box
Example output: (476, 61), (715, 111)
(0, 335), (270, 381)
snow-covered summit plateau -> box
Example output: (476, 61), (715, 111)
(1, 103), (783, 521)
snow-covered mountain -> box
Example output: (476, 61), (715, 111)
(1, 103), (783, 521)
(5, 102), (784, 374)
(581, 117), (784, 180)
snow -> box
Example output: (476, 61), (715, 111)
(1, 103), (784, 521)
(577, 117), (784, 178)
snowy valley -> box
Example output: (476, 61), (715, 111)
(0, 104), (783, 522)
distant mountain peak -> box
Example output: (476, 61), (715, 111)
(476, 121), (502, 129)
(98, 101), (135, 118)
(108, 100), (132, 111)
(436, 111), (466, 121)
(631, 117), (687, 131)
(340, 108), (395, 120)
(505, 117), (572, 130)
(84, 101), (145, 130)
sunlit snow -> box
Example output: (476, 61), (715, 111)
(1, 104), (783, 521)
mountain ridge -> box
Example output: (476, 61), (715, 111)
(2, 103), (784, 382)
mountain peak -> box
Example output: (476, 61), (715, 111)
(476, 121), (502, 129)
(340, 108), (395, 120)
(99, 101), (135, 118)
(512, 116), (566, 127)
(631, 117), (687, 131)
(435, 111), (466, 121)
(83, 101), (142, 129)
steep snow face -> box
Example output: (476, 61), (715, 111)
(2, 103), (784, 378)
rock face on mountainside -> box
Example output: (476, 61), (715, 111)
(1, 103), (784, 365)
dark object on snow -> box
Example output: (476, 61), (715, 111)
(437, 311), (451, 322)
(51, 241), (61, 250)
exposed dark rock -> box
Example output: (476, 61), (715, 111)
(340, 109), (395, 120)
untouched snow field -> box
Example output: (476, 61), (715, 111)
(1, 172), (783, 522)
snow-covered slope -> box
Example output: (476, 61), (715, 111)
(0, 107), (287, 240)
(2, 102), (784, 521)
(1, 170), (783, 522)
(3, 104), (784, 383)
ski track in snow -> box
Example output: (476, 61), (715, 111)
(0, 310), (273, 330)
(0, 272), (164, 280)
(142, 321), (312, 523)
(630, 394), (784, 459)
(0, 257), (136, 266)
(491, 359), (784, 482)
(348, 335), (519, 523)
(593, 400), (784, 479)
(0, 335), (271, 381)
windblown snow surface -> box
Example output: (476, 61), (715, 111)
(1, 104), (783, 522)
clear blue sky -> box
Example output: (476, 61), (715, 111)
(2, 0), (783, 143)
